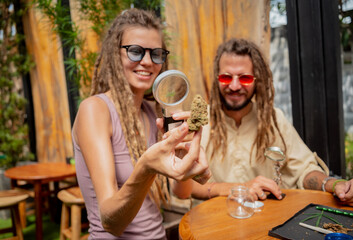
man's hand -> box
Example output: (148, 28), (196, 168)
(333, 179), (353, 206)
(304, 171), (353, 206)
(245, 176), (283, 201)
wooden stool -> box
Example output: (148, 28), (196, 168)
(13, 187), (35, 228)
(58, 187), (88, 240)
(0, 190), (29, 240)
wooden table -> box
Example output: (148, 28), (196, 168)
(5, 162), (76, 240)
(179, 189), (353, 239)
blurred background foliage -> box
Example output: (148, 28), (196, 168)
(345, 135), (353, 178)
(339, 0), (353, 52)
(0, 0), (35, 169)
(0, 0), (161, 169)
(33, 0), (162, 100)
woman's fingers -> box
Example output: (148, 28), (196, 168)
(156, 111), (191, 134)
(171, 111), (191, 120)
(163, 122), (189, 145)
(192, 148), (211, 184)
(156, 118), (164, 133)
(150, 123), (209, 183)
(192, 169), (211, 185)
(176, 130), (211, 184)
(174, 129), (202, 174)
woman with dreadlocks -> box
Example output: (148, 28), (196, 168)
(188, 38), (353, 206)
(72, 8), (210, 239)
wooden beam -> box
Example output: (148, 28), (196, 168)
(22, 2), (73, 163)
(69, 0), (100, 99)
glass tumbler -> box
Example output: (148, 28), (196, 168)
(226, 186), (254, 219)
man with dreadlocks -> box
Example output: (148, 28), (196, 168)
(189, 38), (353, 206)
(72, 9), (210, 239)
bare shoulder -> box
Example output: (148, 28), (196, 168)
(76, 96), (110, 120)
(73, 95), (111, 140)
(79, 95), (108, 113)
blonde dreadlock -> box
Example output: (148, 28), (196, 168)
(208, 38), (286, 163)
(90, 8), (169, 207)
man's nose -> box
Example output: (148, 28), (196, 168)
(228, 76), (242, 91)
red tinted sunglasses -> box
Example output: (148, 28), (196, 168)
(218, 73), (256, 86)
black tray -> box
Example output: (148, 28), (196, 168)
(268, 203), (353, 240)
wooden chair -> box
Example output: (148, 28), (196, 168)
(0, 190), (29, 240)
(12, 186), (35, 228)
(14, 178), (78, 226)
(57, 186), (88, 240)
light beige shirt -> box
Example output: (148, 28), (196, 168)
(201, 103), (329, 189)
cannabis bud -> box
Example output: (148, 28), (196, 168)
(187, 94), (208, 131)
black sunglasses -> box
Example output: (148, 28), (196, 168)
(120, 45), (169, 64)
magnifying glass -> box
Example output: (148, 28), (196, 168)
(264, 147), (285, 162)
(153, 70), (190, 132)
(264, 146), (286, 199)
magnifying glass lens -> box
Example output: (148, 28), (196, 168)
(158, 76), (188, 104)
(264, 147), (285, 162)
(153, 70), (190, 132)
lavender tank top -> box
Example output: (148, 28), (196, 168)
(73, 94), (166, 239)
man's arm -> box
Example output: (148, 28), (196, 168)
(191, 176), (283, 200)
(304, 170), (353, 206)
(303, 170), (327, 190)
(192, 181), (234, 200)
(303, 170), (344, 192)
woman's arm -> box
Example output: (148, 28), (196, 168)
(74, 98), (209, 236)
(74, 97), (153, 236)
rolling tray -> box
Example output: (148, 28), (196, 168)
(268, 203), (353, 240)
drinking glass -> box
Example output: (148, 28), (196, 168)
(226, 186), (254, 219)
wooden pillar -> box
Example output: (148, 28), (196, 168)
(165, 0), (271, 106)
(22, 3), (73, 163)
(69, 0), (100, 98)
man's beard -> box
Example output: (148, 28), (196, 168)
(219, 89), (255, 111)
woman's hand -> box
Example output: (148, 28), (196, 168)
(156, 111), (211, 184)
(141, 122), (210, 184)
(156, 111), (192, 136)
(156, 111), (196, 159)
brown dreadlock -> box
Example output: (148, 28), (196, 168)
(208, 38), (286, 163)
(90, 8), (169, 207)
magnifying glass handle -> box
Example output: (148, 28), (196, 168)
(164, 116), (183, 132)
